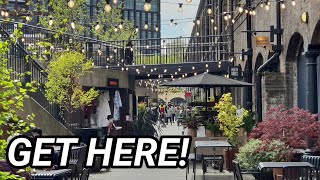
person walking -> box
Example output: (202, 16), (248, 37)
(172, 105), (177, 123)
(166, 104), (173, 125)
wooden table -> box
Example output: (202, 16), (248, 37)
(193, 140), (232, 180)
(31, 169), (72, 180)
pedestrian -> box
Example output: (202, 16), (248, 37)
(106, 115), (116, 136)
(166, 104), (173, 125)
(172, 105), (177, 122)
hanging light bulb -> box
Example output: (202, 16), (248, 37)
(194, 72), (197, 76)
(196, 19), (200, 25)
(144, 0), (151, 12)
(155, 25), (159, 32)
(121, 67), (124, 71)
(206, 69), (209, 73)
(21, 37), (25, 42)
(71, 20), (75, 29)
(291, 0), (296, 6)
(94, 22), (100, 31)
(178, 67), (181, 71)
(196, 32), (199, 36)
(146, 44), (149, 49)
(68, 0), (75, 8)
(49, 17), (53, 26)
(207, 5), (212, 15)
(238, 6), (244, 13)
(192, 20), (196, 26)
(144, 21), (148, 29)
(104, 0), (112, 12)
(232, 19), (235, 23)
(249, 10), (253, 15)
(154, 67), (157, 71)
(192, 66), (195, 70)
(113, 47), (117, 53)
(174, 22), (178, 27)
(280, 1), (286, 9)
(1, 10), (4, 16)
(113, 0), (118, 4)
(119, 22), (123, 29)
(186, 0), (192, 3)
(164, 69), (167, 73)
(252, 10), (256, 16)
(143, 65), (146, 69)
(210, 18), (214, 23)
(130, 46), (134, 51)
(98, 48), (102, 55)
(106, 65), (109, 69)
(178, 3), (183, 12)
(245, 9), (249, 14)
(26, 13), (31, 21)
(224, 14), (228, 21)
(265, 4), (270, 10)
(135, 26), (139, 32)
(114, 26), (118, 32)
(260, 3), (264, 8)
(228, 14), (232, 19)
(170, 19), (174, 26)
(206, 64), (208, 68)
(214, 26), (217, 31)
(4, 11), (9, 17)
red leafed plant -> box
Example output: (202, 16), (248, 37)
(249, 105), (320, 151)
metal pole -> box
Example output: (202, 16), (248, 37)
(246, 0), (253, 111)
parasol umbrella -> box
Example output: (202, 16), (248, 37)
(161, 72), (254, 120)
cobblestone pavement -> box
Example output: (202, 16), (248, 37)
(89, 121), (247, 180)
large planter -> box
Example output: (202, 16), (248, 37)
(205, 129), (214, 137)
(187, 128), (197, 137)
(223, 148), (238, 171)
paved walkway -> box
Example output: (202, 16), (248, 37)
(89, 121), (247, 180)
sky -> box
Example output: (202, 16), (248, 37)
(161, 0), (200, 38)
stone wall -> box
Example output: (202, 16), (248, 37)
(232, 1), (320, 117)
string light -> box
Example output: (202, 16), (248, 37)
(95, 22), (100, 31)
(135, 26), (139, 32)
(214, 26), (217, 31)
(170, 19), (174, 26)
(68, 0), (75, 8)
(186, 0), (192, 3)
(49, 17), (53, 26)
(119, 22), (123, 29)
(1, 10), (4, 16)
(113, 0), (118, 4)
(291, 0), (296, 6)
(106, 65), (109, 69)
(178, 67), (181, 71)
(155, 25), (159, 32)
(206, 69), (209, 73)
(21, 37), (25, 42)
(105, 0), (112, 12)
(232, 19), (235, 23)
(196, 19), (200, 25)
(113, 47), (117, 53)
(98, 48), (102, 56)
(238, 6), (244, 13)
(175, 72), (178, 75)
(26, 13), (31, 21)
(196, 32), (199, 36)
(144, 21), (149, 29)
(114, 26), (118, 32)
(164, 69), (167, 73)
(71, 20), (75, 29)
(192, 66), (195, 70)
(205, 64), (208, 68)
(144, 0), (151, 12)
(121, 67), (124, 71)
(207, 4), (212, 15)
(178, 3), (183, 12)
(194, 72), (197, 76)
(4, 11), (9, 17)
(280, 0), (285, 9)
(174, 22), (178, 27)
(211, 18), (214, 23)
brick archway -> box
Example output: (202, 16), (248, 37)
(158, 91), (185, 103)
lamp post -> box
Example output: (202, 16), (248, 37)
(245, 0), (253, 111)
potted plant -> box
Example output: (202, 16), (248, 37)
(182, 113), (202, 137)
(214, 93), (249, 171)
(205, 122), (221, 137)
(235, 139), (293, 179)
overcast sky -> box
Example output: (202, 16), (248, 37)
(161, 1), (200, 38)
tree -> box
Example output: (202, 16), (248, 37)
(45, 51), (98, 113)
(214, 93), (248, 146)
(0, 39), (36, 179)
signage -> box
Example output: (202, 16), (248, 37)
(107, 78), (119, 87)
(228, 66), (242, 79)
(255, 36), (270, 47)
(185, 92), (192, 97)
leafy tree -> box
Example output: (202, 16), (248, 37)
(214, 93), (248, 146)
(0, 39), (36, 179)
(45, 51), (99, 113)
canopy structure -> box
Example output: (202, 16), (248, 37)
(161, 72), (254, 121)
(161, 72), (253, 88)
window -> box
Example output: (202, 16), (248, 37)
(125, 0), (134, 9)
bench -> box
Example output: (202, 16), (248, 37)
(301, 155), (320, 179)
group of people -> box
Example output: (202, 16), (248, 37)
(158, 103), (184, 126)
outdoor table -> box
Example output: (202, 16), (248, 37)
(258, 162), (314, 179)
(193, 140), (232, 180)
(31, 169), (72, 180)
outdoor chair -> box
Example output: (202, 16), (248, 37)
(274, 166), (312, 180)
(232, 160), (261, 180)
(79, 168), (90, 180)
(301, 155), (320, 179)
(186, 153), (205, 180)
(68, 145), (87, 178)
(202, 138), (224, 172)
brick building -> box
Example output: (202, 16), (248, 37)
(192, 0), (320, 119)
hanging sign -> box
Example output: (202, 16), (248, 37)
(255, 36), (270, 47)
(228, 66), (242, 79)
(107, 78), (119, 87)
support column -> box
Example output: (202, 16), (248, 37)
(305, 49), (319, 114)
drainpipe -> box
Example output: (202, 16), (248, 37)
(256, 52), (280, 122)
(256, 1), (283, 122)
